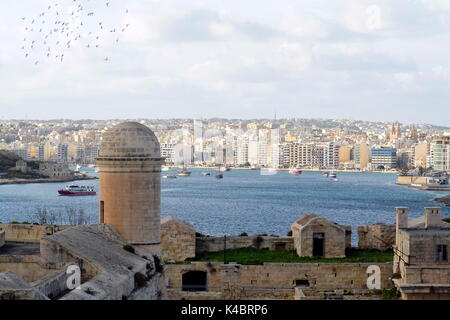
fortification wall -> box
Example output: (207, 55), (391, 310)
(161, 218), (196, 262)
(358, 224), (395, 251)
(0, 255), (57, 283)
(166, 261), (393, 300)
(196, 236), (294, 255)
(0, 224), (72, 243)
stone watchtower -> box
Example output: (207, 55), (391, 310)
(96, 122), (163, 255)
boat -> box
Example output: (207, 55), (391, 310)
(162, 174), (177, 179)
(58, 185), (96, 196)
(177, 169), (191, 176)
(322, 172), (329, 177)
(74, 164), (81, 173)
(250, 165), (260, 170)
(216, 173), (224, 179)
(261, 167), (278, 175)
(219, 166), (231, 172)
(289, 168), (302, 175)
(329, 171), (337, 178)
(162, 166), (170, 172)
(202, 172), (211, 176)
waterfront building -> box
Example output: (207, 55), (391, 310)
(371, 147), (398, 170)
(354, 142), (370, 170)
(414, 142), (429, 168)
(57, 143), (68, 163)
(431, 136), (450, 172)
(236, 136), (249, 166)
(338, 145), (352, 165)
(39, 162), (73, 179)
(161, 142), (176, 165)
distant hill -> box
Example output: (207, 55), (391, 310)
(0, 150), (20, 172)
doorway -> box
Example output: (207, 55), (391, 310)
(313, 233), (325, 257)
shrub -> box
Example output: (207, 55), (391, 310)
(153, 255), (163, 273)
(123, 245), (135, 254)
(239, 232), (248, 237)
(134, 272), (147, 288)
(287, 230), (293, 236)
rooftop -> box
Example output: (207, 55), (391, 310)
(99, 122), (161, 158)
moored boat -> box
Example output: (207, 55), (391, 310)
(162, 174), (177, 179)
(289, 168), (302, 175)
(58, 185), (96, 196)
(177, 170), (191, 176)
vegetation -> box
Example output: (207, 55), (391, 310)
(27, 207), (92, 225)
(123, 245), (136, 254)
(0, 150), (20, 172)
(368, 289), (400, 300)
(189, 247), (394, 265)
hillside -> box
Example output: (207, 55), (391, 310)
(0, 150), (20, 172)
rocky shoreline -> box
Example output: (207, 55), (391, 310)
(0, 176), (98, 185)
(435, 197), (450, 207)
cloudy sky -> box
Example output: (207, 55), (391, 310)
(1, 0), (450, 125)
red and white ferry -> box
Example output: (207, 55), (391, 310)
(58, 185), (96, 196)
(289, 168), (302, 175)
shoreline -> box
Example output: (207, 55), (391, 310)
(177, 167), (398, 174)
(0, 176), (98, 186)
(435, 197), (450, 207)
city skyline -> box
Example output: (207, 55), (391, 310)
(1, 0), (450, 125)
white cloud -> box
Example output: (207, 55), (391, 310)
(0, 0), (449, 124)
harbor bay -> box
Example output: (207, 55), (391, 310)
(0, 169), (448, 242)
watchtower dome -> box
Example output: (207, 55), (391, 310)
(96, 122), (163, 254)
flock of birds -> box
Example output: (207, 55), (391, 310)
(20, 0), (131, 65)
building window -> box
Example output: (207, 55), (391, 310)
(437, 245), (448, 262)
(182, 271), (207, 292)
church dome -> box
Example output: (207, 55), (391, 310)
(99, 122), (160, 158)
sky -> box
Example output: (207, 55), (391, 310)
(0, 0), (449, 125)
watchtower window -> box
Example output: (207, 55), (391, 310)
(182, 271), (207, 292)
(437, 245), (448, 262)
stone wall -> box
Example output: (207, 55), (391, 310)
(0, 224), (71, 243)
(165, 262), (393, 300)
(396, 176), (428, 185)
(161, 217), (196, 262)
(196, 236), (294, 256)
(358, 224), (395, 251)
(0, 255), (57, 283)
(31, 269), (71, 300)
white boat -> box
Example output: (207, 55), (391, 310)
(329, 171), (337, 178)
(162, 174), (177, 179)
(162, 166), (170, 172)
